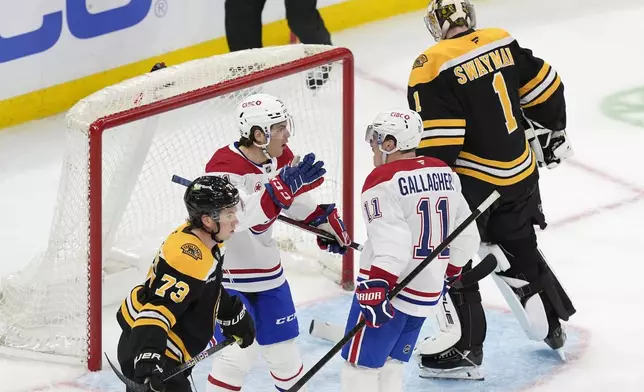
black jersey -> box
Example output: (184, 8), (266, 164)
(408, 28), (566, 196)
(117, 223), (231, 363)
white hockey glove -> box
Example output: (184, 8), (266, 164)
(524, 117), (573, 169)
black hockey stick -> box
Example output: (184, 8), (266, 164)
(105, 338), (236, 392)
(171, 174), (364, 251)
(308, 254), (498, 343)
(451, 253), (497, 289)
(287, 190), (501, 392)
(276, 215), (364, 251)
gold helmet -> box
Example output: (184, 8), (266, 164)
(424, 0), (476, 42)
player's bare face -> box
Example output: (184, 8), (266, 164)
(266, 121), (290, 158)
(214, 206), (239, 241)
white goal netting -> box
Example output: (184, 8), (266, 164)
(0, 44), (351, 367)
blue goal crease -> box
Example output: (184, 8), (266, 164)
(77, 294), (586, 392)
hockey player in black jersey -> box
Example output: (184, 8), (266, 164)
(116, 176), (256, 392)
(407, 0), (576, 380)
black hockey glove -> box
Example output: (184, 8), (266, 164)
(133, 352), (166, 392)
(217, 294), (256, 348)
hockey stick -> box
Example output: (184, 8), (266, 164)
(171, 174), (364, 251)
(308, 253), (499, 343)
(105, 338), (236, 392)
(276, 215), (364, 251)
(287, 190), (500, 392)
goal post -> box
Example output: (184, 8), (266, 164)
(0, 45), (355, 371)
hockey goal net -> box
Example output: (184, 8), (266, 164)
(0, 45), (354, 371)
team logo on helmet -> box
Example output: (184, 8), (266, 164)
(391, 112), (411, 120)
(242, 100), (262, 108)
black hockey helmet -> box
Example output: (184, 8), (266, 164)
(184, 175), (240, 228)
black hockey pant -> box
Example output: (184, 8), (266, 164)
(225, 0), (332, 52)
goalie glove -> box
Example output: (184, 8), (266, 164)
(524, 117), (573, 169)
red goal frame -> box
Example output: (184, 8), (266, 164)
(85, 48), (355, 371)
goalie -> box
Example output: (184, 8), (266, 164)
(408, 0), (576, 380)
(204, 93), (351, 392)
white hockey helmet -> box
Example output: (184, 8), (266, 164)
(424, 0), (476, 42)
(236, 93), (294, 147)
(365, 109), (423, 158)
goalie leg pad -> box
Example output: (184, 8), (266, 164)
(492, 272), (549, 341)
(413, 292), (461, 357)
(485, 241), (575, 341)
(260, 339), (306, 391)
(498, 240), (576, 323)
(539, 248), (576, 321)
(449, 261), (486, 350)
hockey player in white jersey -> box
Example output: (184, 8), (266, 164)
(340, 109), (480, 392)
(205, 93), (351, 392)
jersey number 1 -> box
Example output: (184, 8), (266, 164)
(492, 72), (518, 134)
(414, 197), (450, 259)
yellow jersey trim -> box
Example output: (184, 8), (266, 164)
(409, 28), (513, 87)
(522, 75), (562, 108)
(418, 137), (465, 148)
(454, 154), (536, 186)
(457, 141), (530, 169)
(519, 63), (551, 97)
(423, 119), (467, 128)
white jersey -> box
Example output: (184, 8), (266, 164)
(205, 142), (319, 292)
(358, 157), (480, 318)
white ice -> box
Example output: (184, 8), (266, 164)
(1, 0), (644, 390)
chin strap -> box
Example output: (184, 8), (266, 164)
(205, 222), (222, 242)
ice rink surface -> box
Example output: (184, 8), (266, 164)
(1, 0), (643, 390)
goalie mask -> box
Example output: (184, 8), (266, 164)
(236, 93), (295, 152)
(424, 0), (476, 42)
(365, 110), (423, 164)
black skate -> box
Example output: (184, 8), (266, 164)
(418, 346), (484, 380)
(544, 324), (567, 361)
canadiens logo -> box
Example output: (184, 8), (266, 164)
(181, 243), (203, 260)
(412, 54), (428, 69)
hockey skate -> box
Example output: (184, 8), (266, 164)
(417, 346), (484, 381)
(544, 323), (567, 361)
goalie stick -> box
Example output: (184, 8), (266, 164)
(308, 253), (498, 343)
(105, 338), (236, 392)
(286, 190), (500, 392)
(171, 174), (364, 251)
